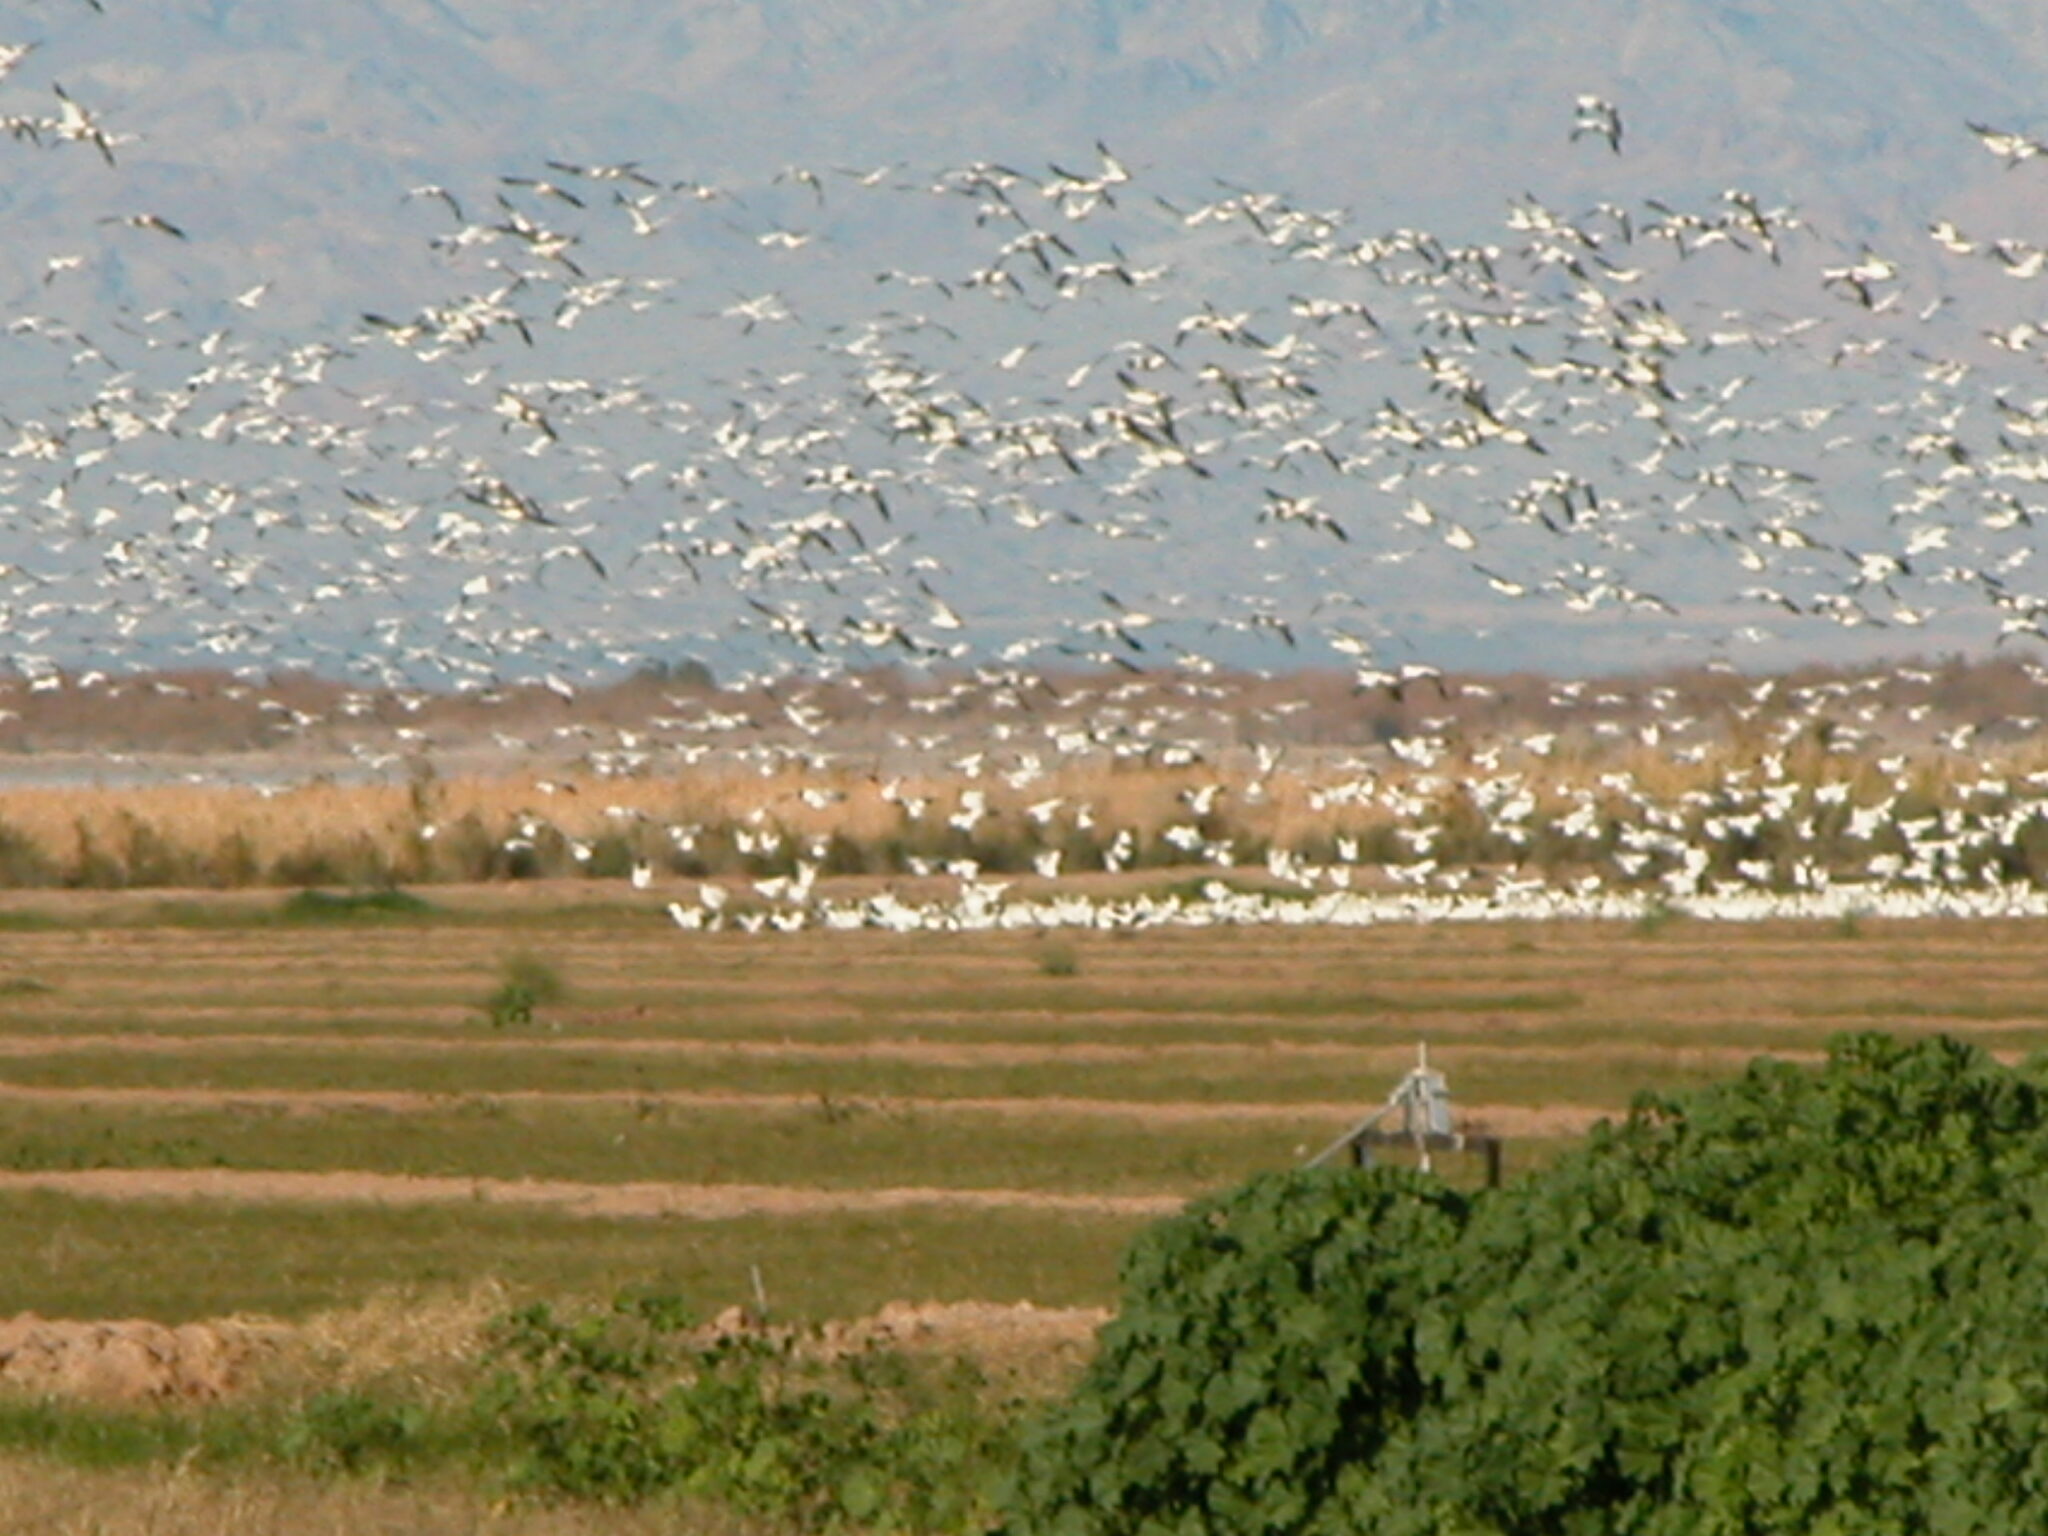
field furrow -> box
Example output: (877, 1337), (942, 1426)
(1, 894), (2042, 1321)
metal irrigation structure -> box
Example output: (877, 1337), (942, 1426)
(1305, 1044), (1504, 1188)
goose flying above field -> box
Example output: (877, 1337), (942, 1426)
(1571, 95), (1623, 153)
(50, 82), (116, 166)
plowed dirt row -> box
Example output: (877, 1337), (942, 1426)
(0, 1298), (1113, 1405)
(0, 1167), (1187, 1219)
(0, 1030), (1819, 1068)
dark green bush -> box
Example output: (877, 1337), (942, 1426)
(278, 1389), (437, 1475)
(1008, 1169), (1468, 1536)
(1005, 1033), (2048, 1536)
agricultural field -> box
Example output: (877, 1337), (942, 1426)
(5, 888), (2048, 1531)
(3, 891), (2046, 1321)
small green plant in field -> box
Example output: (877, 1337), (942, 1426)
(1835, 907), (1867, 939)
(0, 975), (52, 996)
(1035, 937), (1080, 978)
(277, 1389), (439, 1475)
(481, 951), (567, 1028)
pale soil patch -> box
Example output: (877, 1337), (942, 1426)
(0, 1029), (1835, 1068)
(0, 1313), (288, 1403)
(0, 1031), (1473, 1062)
(0, 1166), (1190, 1220)
(809, 1296), (1110, 1362)
(0, 1287), (1109, 1408)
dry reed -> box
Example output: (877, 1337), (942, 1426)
(4, 731), (2048, 891)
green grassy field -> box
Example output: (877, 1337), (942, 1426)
(1, 891), (2045, 1324)
(0, 1190), (1137, 1323)
(0, 1037), (1775, 1103)
(0, 1098), (1326, 1194)
(4, 889), (2047, 1533)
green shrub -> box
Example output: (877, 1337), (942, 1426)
(1008, 1168), (1466, 1536)
(1004, 1033), (2048, 1536)
(278, 1389), (436, 1475)
(268, 844), (348, 888)
(117, 812), (193, 888)
(480, 951), (567, 1028)
(69, 819), (125, 889)
(0, 817), (57, 886)
(426, 811), (501, 882)
(477, 1294), (1017, 1528)
(206, 829), (263, 888)
(581, 831), (638, 880)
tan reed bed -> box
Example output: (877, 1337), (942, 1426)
(0, 731), (2046, 890)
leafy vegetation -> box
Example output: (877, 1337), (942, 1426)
(482, 951), (568, 1027)
(1006, 1032), (2048, 1535)
(14, 1032), (2048, 1532)
(0, 1295), (1030, 1533)
(0, 1192), (1139, 1322)
(479, 1295), (1018, 1528)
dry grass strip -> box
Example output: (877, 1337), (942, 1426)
(0, 1083), (1614, 1134)
(0, 1167), (1190, 1219)
(0, 1454), (744, 1536)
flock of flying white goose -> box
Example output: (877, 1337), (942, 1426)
(11, 8), (2048, 930)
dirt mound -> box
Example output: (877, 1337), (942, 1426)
(0, 1314), (285, 1403)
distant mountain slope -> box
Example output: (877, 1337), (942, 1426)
(9, 0), (2048, 318)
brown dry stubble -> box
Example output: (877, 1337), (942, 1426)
(0, 1081), (1608, 1133)
(0, 1166), (1192, 1219)
(0, 1455), (759, 1536)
